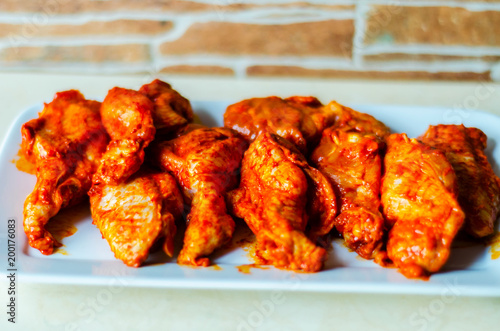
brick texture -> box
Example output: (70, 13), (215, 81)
(159, 20), (354, 57)
(0, 20), (172, 38)
(365, 6), (500, 46)
(0, 2), (499, 81)
(0, 44), (150, 63)
(247, 65), (492, 81)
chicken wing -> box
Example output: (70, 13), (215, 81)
(21, 90), (109, 255)
(224, 96), (335, 154)
(227, 133), (336, 272)
(381, 133), (465, 278)
(325, 101), (390, 140)
(91, 87), (156, 187)
(153, 127), (248, 266)
(310, 128), (385, 259)
(90, 169), (184, 267)
(310, 104), (389, 259)
(139, 79), (193, 135)
(419, 124), (500, 238)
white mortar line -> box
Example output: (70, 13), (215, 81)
(0, 63), (152, 74)
(491, 63), (500, 81)
(352, 1), (370, 68)
(232, 58), (250, 79)
(148, 18), (200, 74)
(236, 8), (355, 23)
(361, 44), (500, 56)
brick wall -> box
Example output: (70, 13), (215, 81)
(1, 0), (499, 81)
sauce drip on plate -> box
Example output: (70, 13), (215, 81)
(12, 147), (36, 175)
(236, 264), (270, 274)
(486, 232), (500, 260)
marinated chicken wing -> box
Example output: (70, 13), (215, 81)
(310, 104), (389, 259)
(310, 129), (385, 259)
(419, 125), (500, 238)
(139, 79), (193, 135)
(91, 87), (156, 187)
(90, 169), (184, 267)
(153, 127), (248, 266)
(21, 90), (109, 255)
(325, 101), (390, 139)
(224, 96), (335, 154)
(227, 133), (336, 272)
(381, 133), (465, 278)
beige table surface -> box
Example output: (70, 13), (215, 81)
(1, 72), (499, 331)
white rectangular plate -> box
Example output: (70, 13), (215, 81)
(1, 101), (499, 296)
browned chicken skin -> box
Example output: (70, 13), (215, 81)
(139, 79), (194, 135)
(224, 96), (335, 154)
(311, 129), (385, 259)
(227, 133), (336, 272)
(90, 169), (184, 267)
(153, 127), (248, 266)
(381, 133), (465, 278)
(21, 90), (109, 255)
(419, 124), (500, 238)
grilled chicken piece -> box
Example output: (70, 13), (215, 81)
(310, 104), (390, 259)
(419, 124), (500, 238)
(21, 90), (109, 255)
(325, 101), (390, 140)
(227, 133), (336, 272)
(91, 87), (156, 187)
(311, 129), (385, 259)
(90, 169), (184, 267)
(224, 96), (335, 154)
(153, 127), (248, 266)
(139, 79), (193, 135)
(381, 133), (465, 278)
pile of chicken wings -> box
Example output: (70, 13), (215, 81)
(20, 80), (500, 279)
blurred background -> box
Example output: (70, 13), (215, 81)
(0, 0), (499, 81)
